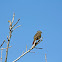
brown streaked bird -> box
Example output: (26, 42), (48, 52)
(32, 31), (42, 45)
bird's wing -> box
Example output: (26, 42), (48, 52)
(34, 32), (41, 39)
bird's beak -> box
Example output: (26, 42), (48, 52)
(41, 32), (42, 33)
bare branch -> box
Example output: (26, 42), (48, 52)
(7, 36), (8, 39)
(13, 37), (43, 62)
(0, 46), (12, 50)
(26, 45), (27, 52)
(5, 18), (12, 62)
(0, 40), (5, 48)
(0, 46), (12, 62)
(22, 51), (24, 54)
(12, 25), (21, 32)
(30, 51), (35, 53)
(5, 14), (21, 62)
(12, 19), (20, 29)
(5, 33), (12, 62)
(1, 50), (2, 62)
(35, 47), (43, 49)
(12, 13), (15, 23)
(13, 46), (34, 62)
(8, 20), (12, 27)
(45, 53), (47, 62)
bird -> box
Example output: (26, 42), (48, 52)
(32, 31), (42, 45)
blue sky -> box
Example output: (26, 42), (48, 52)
(0, 0), (62, 62)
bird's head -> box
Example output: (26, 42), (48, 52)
(37, 31), (42, 33)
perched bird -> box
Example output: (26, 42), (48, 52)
(32, 31), (42, 45)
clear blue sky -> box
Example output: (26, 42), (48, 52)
(0, 0), (62, 62)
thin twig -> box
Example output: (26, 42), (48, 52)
(0, 46), (12, 50)
(5, 20), (12, 62)
(13, 37), (43, 62)
(22, 51), (24, 54)
(13, 46), (34, 62)
(12, 13), (15, 23)
(8, 21), (12, 28)
(12, 19), (20, 29)
(45, 53), (47, 62)
(0, 46), (12, 62)
(0, 40), (5, 48)
(26, 45), (27, 52)
(5, 41), (7, 44)
(1, 50), (2, 62)
(5, 14), (21, 62)
(30, 51), (35, 53)
(5, 32), (12, 62)
(35, 47), (43, 49)
(12, 25), (21, 32)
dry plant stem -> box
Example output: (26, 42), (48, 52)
(0, 46), (12, 50)
(0, 46), (12, 62)
(5, 28), (12, 62)
(45, 54), (47, 62)
(12, 25), (21, 31)
(12, 19), (20, 29)
(12, 13), (15, 23)
(26, 45), (27, 52)
(5, 15), (20, 62)
(0, 40), (5, 48)
(35, 47), (43, 49)
(13, 46), (34, 62)
(13, 37), (43, 62)
(30, 51), (35, 53)
(1, 50), (2, 62)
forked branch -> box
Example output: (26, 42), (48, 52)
(5, 13), (21, 62)
(13, 37), (43, 62)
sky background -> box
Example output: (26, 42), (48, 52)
(0, 0), (62, 62)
